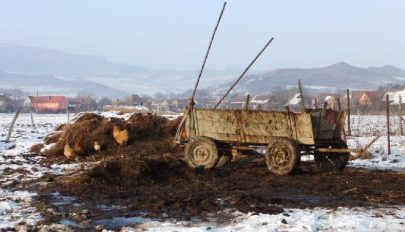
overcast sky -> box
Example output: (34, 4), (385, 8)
(1, 0), (404, 71)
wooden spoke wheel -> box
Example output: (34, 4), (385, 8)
(265, 137), (300, 175)
(184, 137), (219, 169)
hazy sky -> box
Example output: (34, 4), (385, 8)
(1, 0), (404, 71)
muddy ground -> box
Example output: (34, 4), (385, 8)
(21, 113), (405, 230)
(30, 157), (405, 230)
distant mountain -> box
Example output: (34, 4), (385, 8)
(0, 71), (128, 98)
(227, 62), (405, 94)
(2, 43), (404, 97)
(0, 43), (149, 76)
(0, 43), (238, 96)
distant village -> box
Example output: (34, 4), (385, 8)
(1, 84), (405, 114)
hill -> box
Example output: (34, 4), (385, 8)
(228, 62), (405, 94)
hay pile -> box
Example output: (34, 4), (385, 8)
(37, 113), (181, 157)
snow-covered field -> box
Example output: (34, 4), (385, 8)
(138, 207), (405, 231)
(0, 113), (404, 231)
(0, 113), (81, 229)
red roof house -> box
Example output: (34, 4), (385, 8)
(24, 96), (68, 113)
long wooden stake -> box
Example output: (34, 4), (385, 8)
(386, 94), (391, 154)
(346, 89), (351, 136)
(399, 95), (403, 135)
(6, 108), (20, 142)
(214, 37), (274, 109)
(191, 2), (227, 100)
(175, 2), (226, 144)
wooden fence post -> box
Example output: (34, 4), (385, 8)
(298, 79), (305, 113)
(30, 107), (35, 127)
(6, 108), (20, 143)
(386, 95), (391, 154)
(314, 98), (318, 110)
(346, 89), (351, 136)
(337, 98), (342, 111)
(67, 106), (70, 122)
(399, 95), (404, 135)
(245, 94), (250, 110)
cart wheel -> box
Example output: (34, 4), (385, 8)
(314, 140), (350, 171)
(266, 137), (300, 175)
(184, 137), (219, 169)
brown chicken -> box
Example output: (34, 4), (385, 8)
(113, 125), (128, 145)
(94, 141), (101, 152)
(74, 142), (84, 154)
(64, 144), (76, 159)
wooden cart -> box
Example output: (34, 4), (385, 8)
(174, 104), (352, 175)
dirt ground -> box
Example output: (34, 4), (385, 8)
(25, 113), (405, 230)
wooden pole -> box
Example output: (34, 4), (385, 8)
(321, 102), (327, 118)
(337, 97), (346, 141)
(337, 98), (342, 111)
(245, 94), (250, 110)
(399, 95), (404, 135)
(6, 108), (20, 142)
(386, 94), (391, 154)
(214, 37), (274, 109)
(346, 89), (351, 136)
(30, 107), (35, 127)
(175, 2), (226, 143)
(298, 79), (305, 113)
(36, 91), (38, 113)
(191, 2), (227, 100)
(314, 98), (318, 110)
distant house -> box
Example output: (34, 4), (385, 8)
(203, 98), (221, 108)
(67, 98), (82, 111)
(230, 95), (248, 109)
(24, 96), (68, 113)
(383, 89), (405, 105)
(348, 90), (383, 106)
(251, 95), (273, 110)
(150, 99), (171, 112)
(0, 94), (9, 112)
(286, 93), (301, 106)
(170, 99), (188, 112)
(312, 94), (342, 109)
(122, 94), (144, 106)
(68, 96), (97, 111)
(228, 94), (275, 110)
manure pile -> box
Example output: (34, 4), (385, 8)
(38, 112), (181, 158)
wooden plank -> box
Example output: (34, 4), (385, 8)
(317, 148), (363, 153)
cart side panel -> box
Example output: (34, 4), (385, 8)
(240, 111), (292, 144)
(187, 109), (314, 145)
(311, 109), (344, 141)
(191, 109), (242, 142)
(295, 113), (315, 145)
